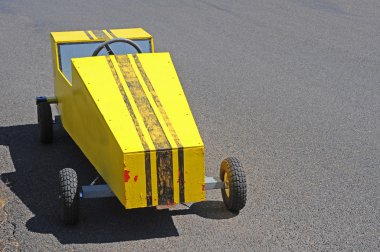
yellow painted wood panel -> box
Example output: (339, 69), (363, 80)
(123, 152), (148, 208)
(184, 147), (206, 202)
(66, 66), (126, 205)
(51, 28), (153, 43)
(135, 53), (204, 149)
(71, 56), (145, 154)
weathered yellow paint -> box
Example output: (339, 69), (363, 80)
(70, 65), (126, 203)
(110, 28), (153, 40)
(86, 30), (97, 39)
(51, 28), (154, 50)
(102, 29), (114, 39)
(128, 55), (178, 148)
(109, 55), (157, 208)
(73, 56), (145, 153)
(130, 54), (205, 203)
(51, 29), (204, 209)
(51, 30), (90, 43)
(123, 152), (147, 208)
(184, 147), (206, 202)
(135, 53), (204, 148)
(108, 56), (156, 152)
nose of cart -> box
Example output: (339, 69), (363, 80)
(123, 147), (205, 209)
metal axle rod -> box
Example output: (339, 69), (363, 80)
(36, 96), (58, 105)
(80, 176), (225, 199)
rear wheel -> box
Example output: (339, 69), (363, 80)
(59, 168), (79, 225)
(37, 102), (53, 143)
(220, 157), (247, 213)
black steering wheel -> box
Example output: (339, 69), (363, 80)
(92, 38), (143, 56)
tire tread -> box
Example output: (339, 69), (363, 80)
(59, 168), (79, 225)
(220, 157), (247, 212)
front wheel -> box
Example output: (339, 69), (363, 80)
(220, 157), (247, 213)
(59, 168), (79, 225)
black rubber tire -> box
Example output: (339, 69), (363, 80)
(59, 168), (79, 225)
(220, 157), (247, 213)
(37, 102), (53, 143)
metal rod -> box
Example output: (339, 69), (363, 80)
(81, 184), (115, 199)
(90, 176), (99, 186)
(204, 176), (225, 190)
(81, 176), (224, 199)
(36, 96), (58, 105)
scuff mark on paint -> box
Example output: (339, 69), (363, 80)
(202, 184), (205, 191)
(124, 170), (131, 182)
(134, 175), (138, 182)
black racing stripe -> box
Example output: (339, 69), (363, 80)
(105, 56), (152, 206)
(133, 55), (186, 202)
(92, 30), (108, 39)
(107, 29), (117, 38)
(156, 150), (173, 204)
(178, 147), (185, 202)
(115, 55), (174, 205)
(84, 30), (94, 40)
(144, 151), (152, 206)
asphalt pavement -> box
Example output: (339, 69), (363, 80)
(0, 0), (379, 251)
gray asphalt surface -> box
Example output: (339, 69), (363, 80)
(0, 0), (379, 251)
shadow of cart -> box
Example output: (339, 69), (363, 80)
(0, 122), (236, 244)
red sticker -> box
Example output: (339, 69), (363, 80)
(124, 170), (131, 182)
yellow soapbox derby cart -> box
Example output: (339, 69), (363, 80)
(36, 28), (247, 225)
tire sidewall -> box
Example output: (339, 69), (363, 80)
(220, 159), (234, 209)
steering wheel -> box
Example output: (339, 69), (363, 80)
(92, 38), (143, 56)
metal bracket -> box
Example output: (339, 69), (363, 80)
(80, 184), (115, 199)
(204, 176), (225, 190)
(36, 96), (58, 105)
